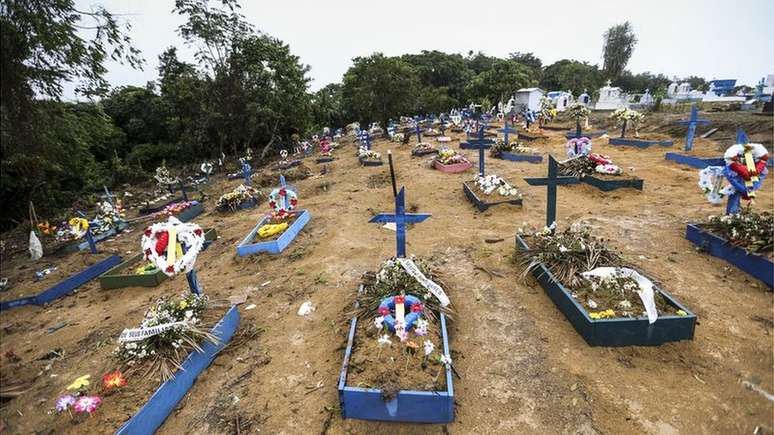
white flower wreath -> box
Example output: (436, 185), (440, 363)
(141, 217), (205, 277)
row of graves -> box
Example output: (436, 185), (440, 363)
(2, 103), (770, 430)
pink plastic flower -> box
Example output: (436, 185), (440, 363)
(73, 396), (102, 414)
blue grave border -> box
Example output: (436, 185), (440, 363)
(496, 152), (543, 164)
(359, 157), (384, 167)
(565, 130), (607, 139)
(462, 182), (523, 212)
(176, 201), (204, 222)
(580, 175), (644, 192)
(609, 138), (674, 148)
(236, 209), (311, 256)
(685, 224), (773, 288)
(0, 255), (122, 311)
(115, 305), (240, 435)
(516, 234), (696, 346)
(337, 285), (454, 423)
(665, 153), (774, 170)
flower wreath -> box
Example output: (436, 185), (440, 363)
(268, 185), (298, 218)
(723, 143), (769, 199)
(377, 294), (424, 332)
(141, 217), (204, 277)
(68, 217), (89, 238)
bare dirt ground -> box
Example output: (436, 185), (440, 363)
(1, 110), (773, 434)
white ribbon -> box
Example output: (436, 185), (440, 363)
(581, 267), (658, 324)
(118, 321), (188, 343)
(396, 258), (450, 307)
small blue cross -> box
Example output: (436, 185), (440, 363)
(467, 126), (495, 176)
(414, 117), (423, 143)
(725, 129), (752, 214)
(359, 131), (372, 149)
(76, 210), (98, 254)
(498, 115), (519, 146)
(675, 104), (711, 151)
(242, 161), (252, 186)
(524, 155), (580, 227)
(187, 269), (202, 295)
(103, 185), (116, 208)
(369, 187), (431, 258)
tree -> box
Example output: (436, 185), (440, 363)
(401, 51), (472, 107)
(311, 83), (345, 130)
(540, 60), (604, 95)
(602, 22), (637, 79)
(465, 59), (536, 105)
(509, 52), (543, 80)
(341, 53), (419, 127)
(613, 71), (671, 93)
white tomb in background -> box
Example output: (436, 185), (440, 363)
(594, 80), (628, 110)
(514, 87), (545, 112)
(577, 89), (591, 107)
(547, 90), (573, 112)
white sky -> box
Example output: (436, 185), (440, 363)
(66, 0), (774, 100)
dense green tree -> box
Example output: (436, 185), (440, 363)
(466, 59), (536, 105)
(341, 53), (419, 127)
(540, 60), (604, 95)
(311, 83), (345, 130)
(509, 51), (543, 80)
(101, 85), (171, 149)
(613, 71), (671, 93)
(401, 51), (472, 106)
(602, 21), (637, 79)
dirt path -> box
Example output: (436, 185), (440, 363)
(1, 120), (772, 434)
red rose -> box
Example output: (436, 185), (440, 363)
(166, 265), (174, 273)
(378, 306), (389, 316)
(279, 188), (287, 197)
(269, 201), (276, 208)
(194, 228), (202, 236)
(144, 228), (152, 237)
(155, 231), (169, 255)
(411, 303), (423, 313)
(395, 295), (405, 304)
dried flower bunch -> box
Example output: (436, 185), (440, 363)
(704, 208), (773, 254)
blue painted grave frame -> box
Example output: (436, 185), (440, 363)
(236, 209), (311, 256)
(685, 224), (773, 288)
(516, 234), (696, 346)
(115, 306), (240, 435)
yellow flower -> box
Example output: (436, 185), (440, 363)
(179, 300), (188, 309)
(676, 310), (688, 317)
(589, 309), (616, 320)
(66, 375), (91, 391)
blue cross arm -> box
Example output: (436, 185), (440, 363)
(523, 176), (580, 186)
(369, 213), (431, 224)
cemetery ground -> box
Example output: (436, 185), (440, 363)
(1, 113), (773, 434)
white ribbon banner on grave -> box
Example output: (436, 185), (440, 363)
(118, 321), (189, 343)
(580, 267), (658, 324)
(396, 258), (450, 307)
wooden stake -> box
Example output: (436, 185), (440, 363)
(387, 150), (398, 198)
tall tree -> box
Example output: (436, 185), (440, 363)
(602, 21), (637, 79)
(465, 59), (536, 105)
(540, 59), (604, 94)
(341, 53), (419, 128)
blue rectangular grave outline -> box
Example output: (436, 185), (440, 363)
(462, 181), (523, 212)
(175, 201), (204, 222)
(565, 130), (607, 139)
(581, 175), (644, 192)
(337, 286), (454, 423)
(609, 138), (674, 148)
(515, 234), (696, 346)
(497, 151), (543, 163)
(359, 156), (384, 167)
(665, 153), (774, 170)
(0, 255), (122, 311)
(685, 224), (773, 288)
(115, 306), (240, 435)
(236, 209), (310, 256)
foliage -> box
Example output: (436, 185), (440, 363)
(602, 22), (637, 79)
(705, 209), (773, 254)
(341, 53), (419, 127)
(614, 71), (671, 94)
(465, 59), (536, 105)
(310, 83), (345, 131)
(540, 59), (604, 94)
(401, 50), (472, 108)
(516, 225), (624, 289)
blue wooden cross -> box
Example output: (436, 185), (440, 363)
(675, 104), (710, 151)
(498, 115), (519, 146)
(186, 269), (202, 295)
(524, 155), (580, 227)
(414, 117), (423, 143)
(103, 185), (116, 208)
(369, 187), (431, 258)
(359, 130), (372, 149)
(241, 160), (252, 186)
(75, 210), (98, 254)
(468, 126), (495, 176)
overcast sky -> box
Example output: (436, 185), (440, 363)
(66, 0), (774, 100)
